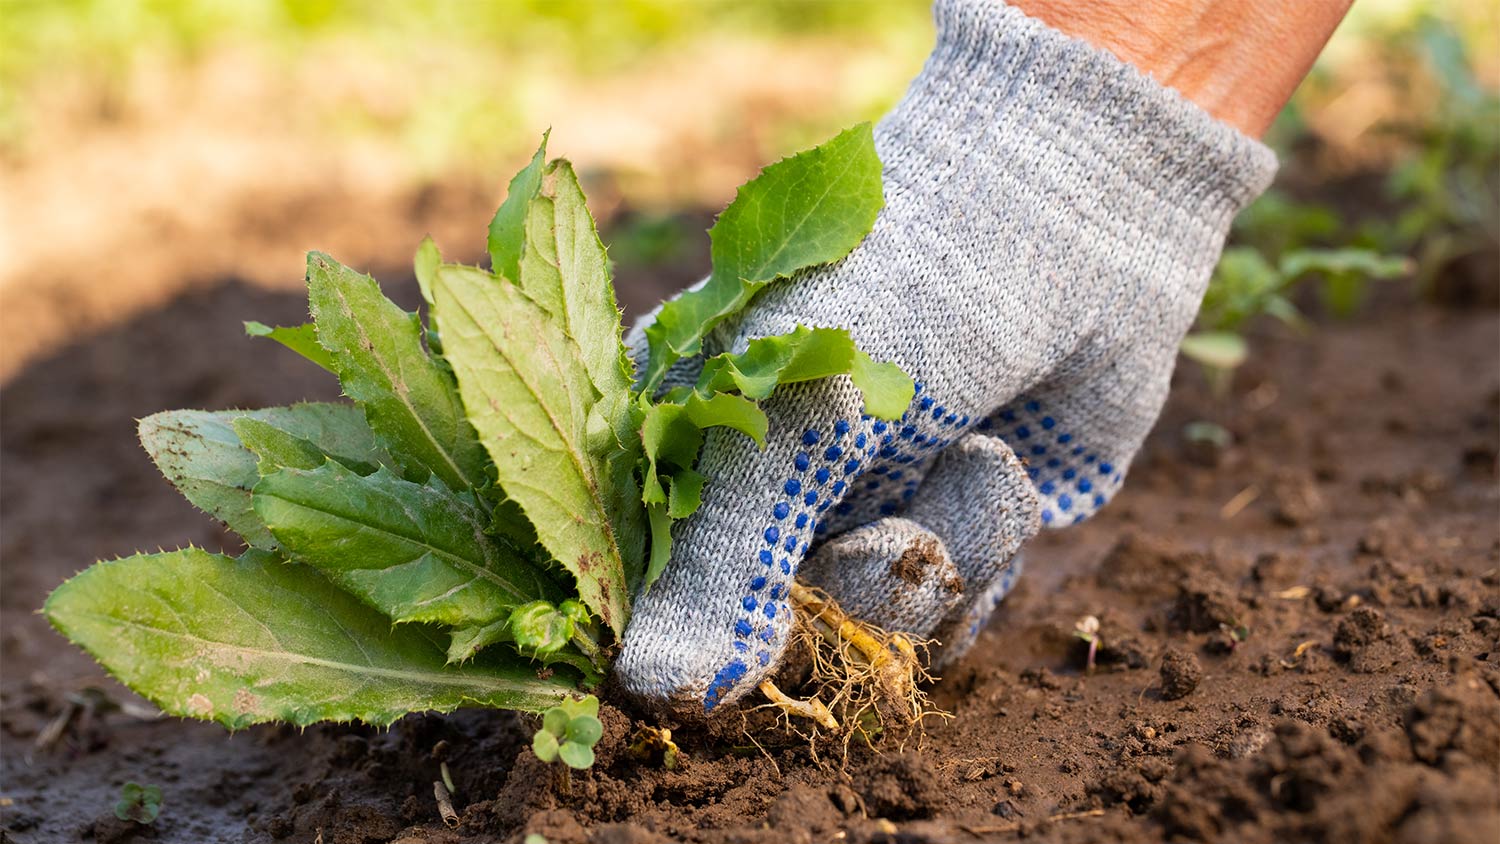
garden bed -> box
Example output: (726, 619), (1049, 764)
(2, 271), (1497, 843)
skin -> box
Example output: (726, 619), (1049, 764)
(1007, 0), (1356, 136)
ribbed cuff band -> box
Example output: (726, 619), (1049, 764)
(907, 0), (1278, 226)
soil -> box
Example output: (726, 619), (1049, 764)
(3, 263), (1499, 841)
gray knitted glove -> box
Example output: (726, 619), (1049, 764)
(615, 0), (1275, 717)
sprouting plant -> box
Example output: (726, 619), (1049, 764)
(1374, 15), (1500, 292)
(1074, 615), (1101, 675)
(114, 782), (162, 825)
(1218, 622), (1251, 653)
(1182, 245), (1408, 390)
(532, 695), (604, 770)
(42, 124), (911, 747)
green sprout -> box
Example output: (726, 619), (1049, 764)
(113, 782), (162, 825)
(532, 695), (603, 770)
(1074, 615), (1102, 675)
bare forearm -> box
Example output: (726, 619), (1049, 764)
(1006, 0), (1354, 136)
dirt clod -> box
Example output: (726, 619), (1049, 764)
(1160, 648), (1203, 701)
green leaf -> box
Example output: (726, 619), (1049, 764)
(230, 403), (390, 476)
(645, 503), (673, 590)
(139, 404), (386, 550)
(693, 326), (913, 421)
(1279, 248), (1411, 282)
(43, 548), (577, 728)
(695, 326), (856, 399)
(558, 695), (599, 719)
(488, 132), (549, 283)
(447, 618), (510, 664)
(681, 392), (767, 447)
(244, 321), (336, 374)
(644, 123), (884, 388)
(532, 727), (561, 762)
(414, 236), (442, 307)
(305, 251), (487, 492)
(850, 350), (917, 420)
(1179, 332), (1248, 371)
(542, 707), (570, 737)
(567, 715), (603, 747)
(433, 263), (631, 636)
(558, 741), (595, 770)
(517, 159), (645, 578)
(254, 462), (556, 628)
(666, 469), (705, 520)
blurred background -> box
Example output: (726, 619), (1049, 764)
(0, 0), (1496, 383)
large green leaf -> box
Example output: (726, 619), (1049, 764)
(432, 264), (630, 635)
(253, 462), (556, 627)
(305, 252), (487, 491)
(487, 132), (549, 283)
(643, 123), (884, 388)
(43, 548), (578, 728)
(139, 404), (389, 550)
(517, 159), (645, 578)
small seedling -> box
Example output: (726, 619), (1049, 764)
(1184, 245), (1407, 391)
(532, 695), (604, 770)
(1218, 622), (1251, 653)
(1074, 615), (1101, 675)
(113, 782), (162, 825)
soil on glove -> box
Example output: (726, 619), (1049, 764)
(3, 268), (1498, 842)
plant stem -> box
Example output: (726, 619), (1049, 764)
(570, 628), (607, 675)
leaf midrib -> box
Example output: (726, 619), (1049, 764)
(327, 282), (477, 490)
(444, 285), (624, 598)
(260, 485), (534, 604)
(64, 611), (558, 693)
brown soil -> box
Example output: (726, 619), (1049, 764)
(3, 266), (1499, 842)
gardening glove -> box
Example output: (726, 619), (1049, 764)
(614, 0), (1276, 718)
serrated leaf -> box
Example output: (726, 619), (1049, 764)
(305, 251), (487, 491)
(432, 263), (630, 635)
(139, 404), (387, 550)
(517, 159), (645, 579)
(488, 132), (550, 283)
(254, 462), (556, 628)
(693, 326), (913, 420)
(696, 326), (855, 398)
(644, 123), (883, 389)
(244, 321), (337, 375)
(447, 619), (510, 664)
(43, 548), (576, 728)
(231, 404), (390, 476)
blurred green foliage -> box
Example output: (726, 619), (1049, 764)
(0, 0), (930, 164)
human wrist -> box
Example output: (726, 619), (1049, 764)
(1004, 0), (1353, 136)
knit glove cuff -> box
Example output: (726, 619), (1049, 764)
(899, 0), (1277, 233)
